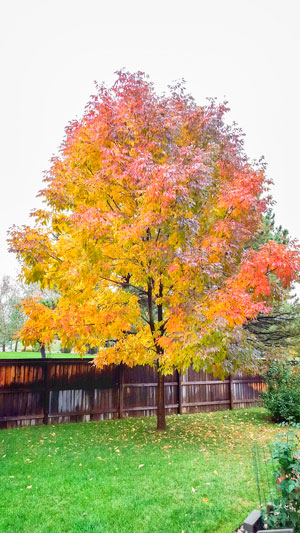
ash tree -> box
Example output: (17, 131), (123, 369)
(9, 72), (300, 429)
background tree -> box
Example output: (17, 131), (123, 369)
(253, 210), (290, 250)
(245, 212), (300, 355)
(244, 299), (300, 353)
(0, 276), (25, 351)
(20, 284), (59, 357)
(0, 278), (59, 355)
(9, 72), (300, 429)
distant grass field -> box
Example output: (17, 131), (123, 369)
(0, 352), (90, 359)
(0, 408), (285, 533)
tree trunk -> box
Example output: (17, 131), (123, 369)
(157, 370), (166, 430)
(14, 340), (18, 352)
(40, 344), (46, 359)
(156, 281), (166, 430)
(2, 343), (5, 352)
(146, 277), (166, 430)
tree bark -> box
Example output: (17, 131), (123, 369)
(2, 343), (5, 352)
(157, 368), (166, 430)
(156, 280), (166, 430)
(40, 344), (46, 359)
(14, 340), (18, 352)
(147, 277), (166, 430)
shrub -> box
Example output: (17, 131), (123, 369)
(262, 361), (300, 423)
(263, 431), (300, 531)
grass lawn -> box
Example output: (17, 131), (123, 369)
(0, 408), (283, 533)
(0, 352), (89, 359)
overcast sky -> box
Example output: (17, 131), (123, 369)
(1, 0), (299, 287)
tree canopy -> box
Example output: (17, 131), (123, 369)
(9, 71), (300, 428)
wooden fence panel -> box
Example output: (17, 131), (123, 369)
(232, 372), (265, 408)
(181, 368), (231, 413)
(0, 359), (264, 429)
(122, 365), (178, 417)
(0, 360), (45, 428)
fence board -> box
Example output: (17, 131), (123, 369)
(0, 359), (264, 429)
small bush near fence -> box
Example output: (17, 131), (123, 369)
(262, 361), (300, 422)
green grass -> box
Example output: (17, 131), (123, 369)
(0, 352), (90, 359)
(0, 408), (283, 533)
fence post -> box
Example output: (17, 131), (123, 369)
(43, 361), (50, 425)
(229, 374), (234, 410)
(178, 371), (183, 414)
(119, 363), (124, 418)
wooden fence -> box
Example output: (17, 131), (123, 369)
(0, 359), (265, 429)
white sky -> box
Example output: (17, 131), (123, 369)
(1, 0), (300, 287)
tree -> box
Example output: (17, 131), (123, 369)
(245, 213), (300, 355)
(0, 278), (57, 354)
(253, 209), (290, 250)
(0, 276), (13, 351)
(0, 276), (25, 351)
(19, 284), (59, 357)
(244, 299), (300, 352)
(8, 71), (300, 429)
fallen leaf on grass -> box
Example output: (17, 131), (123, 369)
(26, 486), (32, 489)
(138, 464), (144, 468)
